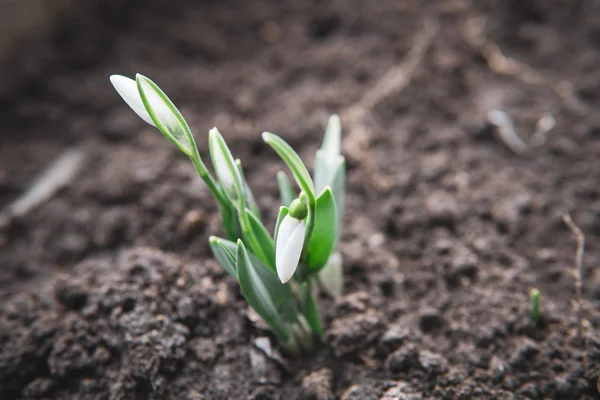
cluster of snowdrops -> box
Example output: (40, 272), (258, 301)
(110, 74), (346, 354)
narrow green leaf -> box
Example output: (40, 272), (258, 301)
(314, 152), (345, 192)
(245, 209), (276, 270)
(236, 240), (290, 340)
(300, 280), (323, 337)
(331, 159), (345, 237)
(306, 187), (338, 272)
(323, 114), (341, 156)
(313, 151), (328, 195)
(219, 238), (299, 325)
(262, 132), (315, 201)
(318, 251), (343, 298)
(208, 236), (237, 277)
(274, 206), (289, 243)
(237, 159), (260, 218)
(136, 74), (195, 157)
(530, 288), (541, 322)
(277, 171), (297, 207)
(314, 114), (343, 194)
(219, 201), (241, 241)
(315, 155), (345, 243)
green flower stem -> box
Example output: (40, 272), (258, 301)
(280, 333), (301, 356)
(209, 135), (264, 261)
(292, 192), (316, 284)
(189, 150), (227, 207)
(237, 160), (260, 217)
(290, 316), (314, 351)
(189, 141), (266, 262)
(299, 194), (316, 278)
(238, 194), (266, 262)
(231, 161), (269, 265)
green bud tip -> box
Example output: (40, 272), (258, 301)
(299, 191), (307, 203)
(289, 198), (308, 220)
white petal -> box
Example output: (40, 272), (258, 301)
(209, 128), (235, 191)
(109, 75), (155, 126)
(275, 215), (305, 283)
(276, 214), (296, 248)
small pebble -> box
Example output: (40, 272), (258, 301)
(182, 210), (206, 236)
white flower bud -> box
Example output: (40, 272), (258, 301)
(275, 214), (306, 283)
(209, 128), (236, 192)
(136, 75), (183, 138)
(109, 75), (155, 127)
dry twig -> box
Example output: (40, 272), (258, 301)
(486, 109), (528, 154)
(0, 147), (86, 230)
(531, 113), (556, 147)
(461, 17), (585, 115)
(562, 214), (585, 338)
(342, 18), (439, 193)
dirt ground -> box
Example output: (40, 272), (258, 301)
(1, 0), (600, 398)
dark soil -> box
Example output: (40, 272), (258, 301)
(1, 0), (600, 398)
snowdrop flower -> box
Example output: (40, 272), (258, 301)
(108, 72), (346, 350)
(110, 74), (193, 156)
(109, 75), (155, 126)
(276, 212), (306, 283)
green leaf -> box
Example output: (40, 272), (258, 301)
(136, 74), (195, 157)
(236, 240), (291, 340)
(323, 114), (341, 156)
(245, 209), (276, 270)
(217, 238), (298, 324)
(313, 151), (328, 195)
(262, 132), (315, 202)
(219, 200), (241, 241)
(314, 155), (345, 243)
(314, 114), (342, 194)
(300, 280), (323, 337)
(306, 187), (338, 272)
(208, 236), (237, 277)
(237, 159), (260, 218)
(277, 171), (297, 207)
(330, 159), (345, 237)
(314, 152), (345, 195)
(274, 206), (289, 243)
(318, 251), (343, 298)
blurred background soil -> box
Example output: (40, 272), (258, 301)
(1, 0), (600, 398)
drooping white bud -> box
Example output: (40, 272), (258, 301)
(109, 75), (155, 127)
(275, 214), (306, 283)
